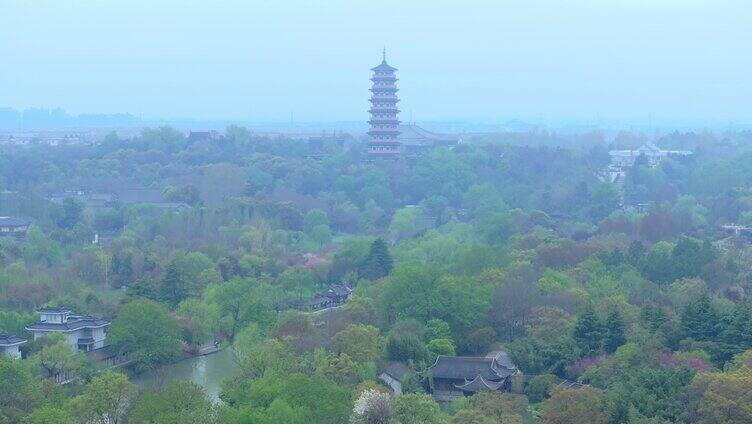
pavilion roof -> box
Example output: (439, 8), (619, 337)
(371, 60), (397, 72)
(27, 315), (110, 332)
(0, 331), (26, 346)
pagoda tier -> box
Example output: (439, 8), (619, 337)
(369, 96), (400, 102)
(370, 75), (398, 82)
(370, 87), (398, 93)
(368, 119), (401, 125)
(367, 50), (401, 160)
(369, 107), (401, 113)
(368, 130), (401, 136)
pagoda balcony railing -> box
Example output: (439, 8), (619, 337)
(368, 130), (401, 135)
(369, 107), (401, 112)
(369, 141), (402, 146)
(369, 120), (400, 125)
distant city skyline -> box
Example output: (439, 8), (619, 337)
(2, 1), (751, 125)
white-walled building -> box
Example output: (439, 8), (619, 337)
(0, 332), (26, 359)
(609, 142), (692, 169)
(26, 307), (110, 351)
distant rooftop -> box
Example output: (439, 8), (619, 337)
(38, 306), (73, 314)
(27, 315), (110, 332)
(0, 217), (32, 227)
(397, 124), (459, 145)
(0, 331), (26, 346)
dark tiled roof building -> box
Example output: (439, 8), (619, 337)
(421, 352), (519, 401)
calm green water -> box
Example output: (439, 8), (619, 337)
(131, 348), (238, 400)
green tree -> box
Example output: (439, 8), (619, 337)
(22, 405), (75, 424)
(527, 374), (558, 403)
(129, 381), (217, 424)
(359, 238), (393, 280)
(239, 399), (309, 424)
(721, 302), (752, 361)
(451, 409), (497, 424)
(541, 388), (607, 424)
(686, 360), (752, 424)
(332, 324), (382, 363)
(36, 334), (86, 379)
(426, 338), (456, 360)
(0, 356), (40, 421)
(389, 207), (423, 240)
(70, 372), (135, 424)
(681, 293), (718, 342)
(221, 373), (350, 424)
(386, 335), (429, 364)
(424, 319), (452, 341)
(56, 197), (84, 229)
(160, 262), (188, 308)
(205, 278), (278, 340)
(572, 305), (604, 357)
(393, 393), (447, 424)
(603, 310), (626, 353)
(108, 298), (182, 372)
(303, 209), (329, 235)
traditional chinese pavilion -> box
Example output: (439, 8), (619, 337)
(368, 49), (401, 159)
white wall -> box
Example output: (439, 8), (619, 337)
(1, 345), (22, 359)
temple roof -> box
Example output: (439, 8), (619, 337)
(423, 356), (501, 380)
(422, 352), (518, 380)
(0, 331), (26, 346)
(455, 374), (504, 392)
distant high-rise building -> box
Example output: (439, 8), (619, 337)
(368, 49), (401, 159)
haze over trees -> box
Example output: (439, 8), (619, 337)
(2, 127), (752, 423)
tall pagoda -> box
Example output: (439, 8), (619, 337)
(368, 49), (401, 159)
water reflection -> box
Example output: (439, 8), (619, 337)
(131, 348), (238, 400)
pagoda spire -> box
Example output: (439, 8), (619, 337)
(383, 46), (386, 62)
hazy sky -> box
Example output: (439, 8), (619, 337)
(1, 0), (750, 123)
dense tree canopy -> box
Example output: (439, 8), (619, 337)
(2, 127), (752, 423)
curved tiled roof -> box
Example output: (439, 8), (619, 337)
(422, 352), (518, 380)
(27, 315), (110, 332)
(455, 374), (504, 392)
(371, 60), (397, 72)
(0, 331), (27, 346)
(423, 356), (501, 380)
(397, 124), (458, 145)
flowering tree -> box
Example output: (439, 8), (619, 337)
(351, 389), (392, 424)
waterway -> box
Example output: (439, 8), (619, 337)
(130, 348), (238, 400)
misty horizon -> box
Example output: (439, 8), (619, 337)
(2, 0), (751, 125)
